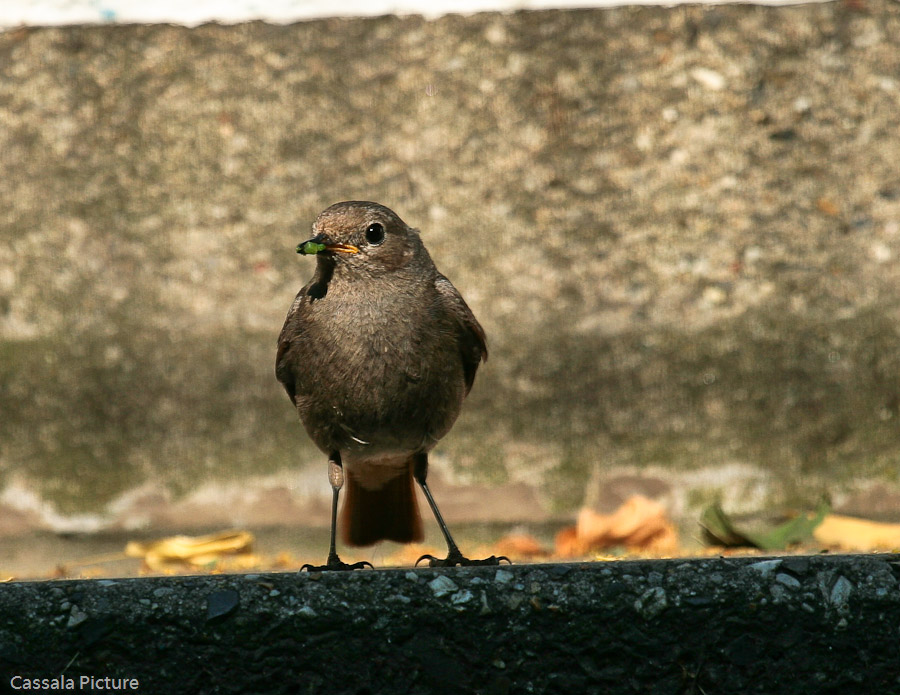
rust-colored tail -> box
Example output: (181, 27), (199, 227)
(341, 465), (423, 547)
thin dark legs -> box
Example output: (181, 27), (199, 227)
(413, 452), (509, 568)
(300, 453), (372, 572)
(301, 451), (508, 570)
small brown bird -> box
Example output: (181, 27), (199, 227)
(276, 201), (505, 569)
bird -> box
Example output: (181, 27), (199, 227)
(276, 201), (506, 569)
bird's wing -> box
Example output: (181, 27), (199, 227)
(275, 291), (306, 404)
(434, 273), (487, 394)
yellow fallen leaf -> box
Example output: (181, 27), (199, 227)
(215, 553), (264, 572)
(813, 514), (900, 551)
(126, 530), (255, 571)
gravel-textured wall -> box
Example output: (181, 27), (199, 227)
(1, 2), (900, 521)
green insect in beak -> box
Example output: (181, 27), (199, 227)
(297, 240), (328, 255)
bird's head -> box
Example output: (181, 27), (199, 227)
(297, 201), (420, 275)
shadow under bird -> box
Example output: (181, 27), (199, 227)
(276, 201), (506, 569)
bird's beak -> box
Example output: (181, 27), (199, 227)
(296, 234), (360, 255)
(325, 243), (360, 254)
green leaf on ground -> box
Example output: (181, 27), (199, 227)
(700, 500), (830, 550)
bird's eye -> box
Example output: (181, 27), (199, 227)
(365, 222), (385, 246)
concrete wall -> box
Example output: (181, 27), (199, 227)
(1, 2), (900, 526)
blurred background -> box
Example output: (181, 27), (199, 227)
(1, 0), (899, 576)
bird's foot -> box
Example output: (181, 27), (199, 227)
(416, 549), (511, 568)
(300, 554), (373, 572)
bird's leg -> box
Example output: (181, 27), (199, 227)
(301, 453), (372, 572)
(412, 453), (509, 568)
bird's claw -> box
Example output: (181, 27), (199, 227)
(415, 551), (511, 568)
(300, 557), (374, 572)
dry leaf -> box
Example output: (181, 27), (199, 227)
(556, 495), (678, 557)
(125, 530), (254, 571)
(215, 553), (264, 572)
(492, 533), (548, 560)
(814, 514), (900, 551)
(554, 526), (589, 557)
(641, 523), (680, 554)
(579, 495), (677, 549)
(700, 500), (828, 550)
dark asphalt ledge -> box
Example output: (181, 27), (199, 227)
(0, 554), (898, 693)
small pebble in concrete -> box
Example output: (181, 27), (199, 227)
(830, 576), (853, 608)
(494, 569), (514, 584)
(770, 584), (788, 603)
(748, 559), (782, 578)
(776, 573), (802, 590)
(634, 587), (668, 620)
(480, 591), (491, 615)
(428, 576), (459, 597)
(451, 590), (473, 605)
(67, 605), (88, 629)
(506, 594), (525, 610)
(781, 557), (810, 575)
(206, 590), (240, 621)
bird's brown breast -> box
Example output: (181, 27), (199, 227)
(284, 274), (467, 456)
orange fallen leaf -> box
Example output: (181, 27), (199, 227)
(813, 514), (900, 551)
(554, 526), (590, 557)
(557, 495), (679, 557)
(492, 533), (549, 560)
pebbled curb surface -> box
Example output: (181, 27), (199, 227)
(0, 554), (898, 693)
